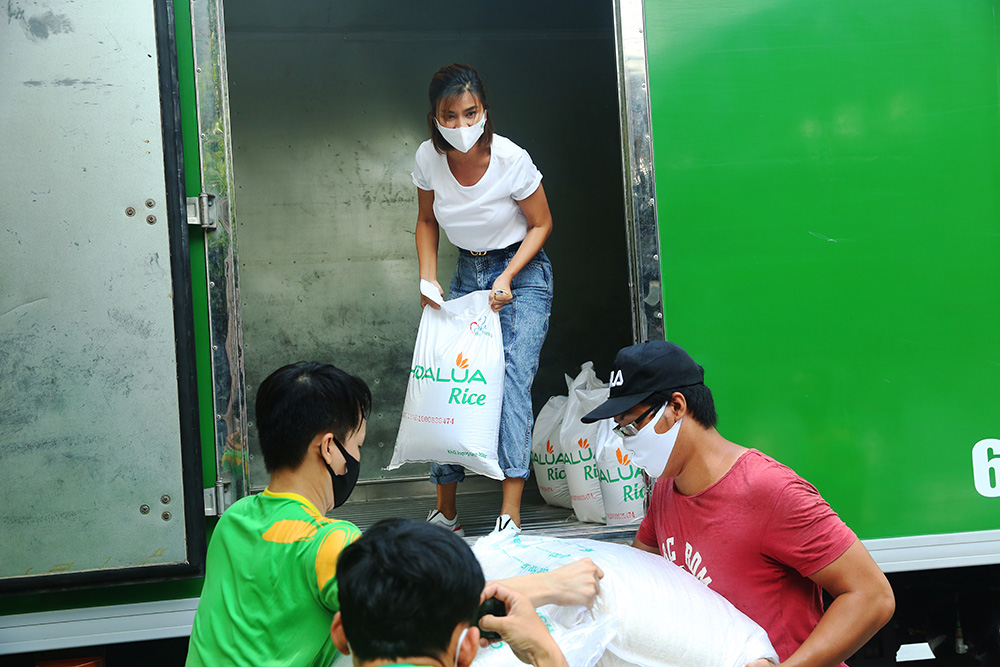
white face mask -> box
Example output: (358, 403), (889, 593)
(435, 113), (487, 153)
(619, 403), (682, 478)
(453, 626), (471, 667)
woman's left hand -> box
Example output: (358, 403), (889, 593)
(490, 277), (513, 311)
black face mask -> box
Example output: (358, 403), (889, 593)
(325, 437), (361, 509)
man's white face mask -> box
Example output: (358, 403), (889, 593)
(618, 403), (682, 478)
(435, 113), (487, 153)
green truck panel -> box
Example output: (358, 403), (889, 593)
(645, 0), (1000, 539)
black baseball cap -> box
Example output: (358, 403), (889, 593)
(581, 341), (705, 423)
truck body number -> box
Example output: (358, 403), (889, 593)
(972, 439), (1000, 498)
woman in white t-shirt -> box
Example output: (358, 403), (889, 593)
(413, 63), (554, 536)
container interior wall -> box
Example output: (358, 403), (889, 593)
(223, 1), (632, 485)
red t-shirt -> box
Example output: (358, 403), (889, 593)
(635, 449), (857, 664)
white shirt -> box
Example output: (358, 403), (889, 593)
(412, 134), (543, 252)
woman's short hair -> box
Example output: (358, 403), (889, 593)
(427, 63), (494, 154)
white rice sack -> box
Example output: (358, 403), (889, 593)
(389, 288), (505, 479)
(473, 604), (617, 667)
(531, 395), (572, 509)
(559, 384), (610, 524)
(473, 533), (779, 667)
(596, 436), (646, 526)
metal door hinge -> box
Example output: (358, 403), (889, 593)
(203, 480), (235, 516)
(186, 193), (218, 230)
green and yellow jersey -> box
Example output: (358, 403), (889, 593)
(187, 489), (361, 667)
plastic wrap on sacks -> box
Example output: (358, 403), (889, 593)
(472, 603), (617, 667)
(472, 533), (779, 667)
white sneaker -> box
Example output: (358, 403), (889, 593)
(492, 514), (521, 535)
(427, 509), (465, 537)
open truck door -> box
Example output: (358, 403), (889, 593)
(0, 0), (206, 594)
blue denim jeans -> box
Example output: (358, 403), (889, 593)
(430, 246), (553, 483)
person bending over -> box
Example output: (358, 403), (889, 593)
(332, 518), (567, 667)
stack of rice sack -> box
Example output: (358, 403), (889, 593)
(472, 532), (778, 667)
(530, 363), (647, 526)
(530, 394), (571, 509)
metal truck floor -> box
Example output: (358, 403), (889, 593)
(332, 476), (639, 543)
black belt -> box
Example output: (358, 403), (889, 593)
(458, 241), (522, 257)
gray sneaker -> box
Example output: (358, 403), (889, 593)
(427, 509), (465, 537)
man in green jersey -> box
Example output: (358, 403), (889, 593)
(188, 362), (601, 666)
(187, 362), (373, 667)
(333, 518), (568, 667)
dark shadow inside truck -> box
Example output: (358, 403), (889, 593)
(222, 0), (634, 534)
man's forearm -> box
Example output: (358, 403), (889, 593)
(779, 588), (894, 667)
(491, 558), (602, 609)
(490, 573), (555, 607)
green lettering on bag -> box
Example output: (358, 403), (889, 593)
(410, 365), (489, 385)
(447, 387), (488, 406)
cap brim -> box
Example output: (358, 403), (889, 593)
(580, 391), (654, 424)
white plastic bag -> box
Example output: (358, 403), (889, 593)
(389, 286), (505, 479)
(566, 361), (604, 393)
(559, 380), (610, 524)
(472, 532), (779, 667)
(597, 440), (646, 526)
(472, 604), (617, 667)
(530, 395), (571, 508)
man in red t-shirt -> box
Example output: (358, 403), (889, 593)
(582, 341), (894, 667)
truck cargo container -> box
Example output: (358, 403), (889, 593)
(2, 0), (997, 664)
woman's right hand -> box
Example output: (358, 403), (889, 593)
(420, 279), (444, 310)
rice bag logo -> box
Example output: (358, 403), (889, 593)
(531, 439), (567, 481)
(469, 314), (494, 338)
(564, 437), (598, 480)
(410, 352), (490, 406)
(600, 447), (645, 502)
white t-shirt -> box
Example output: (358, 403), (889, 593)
(411, 134), (543, 252)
